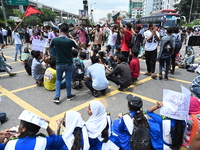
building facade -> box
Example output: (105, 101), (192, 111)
(142, 0), (154, 16)
(129, 0), (143, 18)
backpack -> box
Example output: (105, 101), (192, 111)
(174, 35), (182, 53)
(128, 34), (136, 48)
(130, 125), (151, 150)
(24, 55), (33, 75)
(73, 59), (85, 81)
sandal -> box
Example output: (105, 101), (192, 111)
(144, 72), (152, 76)
(159, 75), (163, 80)
(164, 77), (168, 81)
(151, 74), (157, 80)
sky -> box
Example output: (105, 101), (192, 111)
(37, 0), (129, 22)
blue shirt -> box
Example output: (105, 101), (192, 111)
(190, 75), (200, 88)
(113, 111), (136, 150)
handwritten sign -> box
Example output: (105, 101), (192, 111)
(160, 87), (190, 120)
(18, 110), (48, 129)
(32, 39), (45, 52)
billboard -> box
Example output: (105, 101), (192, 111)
(79, 10), (89, 19)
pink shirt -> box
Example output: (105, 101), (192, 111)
(77, 30), (87, 44)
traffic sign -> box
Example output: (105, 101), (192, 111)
(6, 0), (29, 5)
(67, 19), (75, 24)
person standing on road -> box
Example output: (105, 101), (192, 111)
(143, 23), (160, 79)
(50, 23), (80, 103)
(158, 27), (175, 81)
(2, 27), (8, 45)
(7, 27), (13, 45)
(90, 24), (104, 49)
(12, 23), (23, 61)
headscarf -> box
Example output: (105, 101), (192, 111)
(62, 111), (90, 150)
(189, 97), (200, 115)
(86, 101), (107, 138)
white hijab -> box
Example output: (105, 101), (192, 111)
(86, 101), (107, 138)
(62, 111), (90, 150)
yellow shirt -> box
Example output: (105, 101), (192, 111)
(44, 68), (56, 91)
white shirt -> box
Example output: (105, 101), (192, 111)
(186, 32), (194, 46)
(12, 32), (22, 44)
(2, 29), (7, 36)
(43, 32), (49, 47)
(144, 30), (160, 51)
(29, 29), (33, 36)
(105, 27), (117, 46)
(87, 63), (109, 90)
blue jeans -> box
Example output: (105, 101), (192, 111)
(191, 87), (200, 99)
(110, 45), (115, 54)
(159, 57), (171, 78)
(55, 64), (72, 98)
(15, 44), (22, 59)
(50, 47), (56, 57)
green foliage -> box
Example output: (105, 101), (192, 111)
(136, 14), (142, 18)
(174, 0), (200, 22)
(37, 8), (57, 22)
(12, 9), (23, 18)
(7, 19), (16, 27)
(0, 20), (5, 27)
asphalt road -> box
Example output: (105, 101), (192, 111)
(0, 44), (200, 132)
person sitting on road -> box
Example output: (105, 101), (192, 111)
(129, 48), (140, 84)
(72, 49), (85, 89)
(190, 75), (200, 99)
(50, 111), (90, 150)
(79, 52), (92, 77)
(146, 101), (186, 150)
(106, 54), (132, 91)
(44, 56), (66, 91)
(113, 94), (148, 150)
(86, 101), (119, 150)
(4, 112), (55, 149)
(85, 56), (109, 97)
(182, 97), (200, 149)
(0, 47), (16, 77)
(179, 49), (194, 69)
(31, 51), (48, 86)
(21, 47), (30, 64)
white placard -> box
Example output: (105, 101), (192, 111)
(160, 88), (190, 120)
(18, 110), (48, 129)
(32, 39), (45, 52)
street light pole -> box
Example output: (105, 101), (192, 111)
(1, 0), (8, 26)
(188, 0), (194, 23)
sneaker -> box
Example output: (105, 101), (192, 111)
(118, 86), (126, 91)
(67, 94), (76, 101)
(9, 73), (17, 77)
(101, 90), (106, 96)
(53, 97), (60, 103)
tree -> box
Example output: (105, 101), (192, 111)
(136, 14), (142, 18)
(174, 0), (200, 22)
(37, 8), (57, 23)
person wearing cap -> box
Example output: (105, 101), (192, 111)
(50, 111), (90, 150)
(112, 94), (148, 150)
(4, 112), (55, 150)
(182, 97), (200, 148)
(146, 101), (186, 150)
(48, 26), (59, 57)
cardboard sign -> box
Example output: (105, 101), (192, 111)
(160, 87), (190, 120)
(18, 110), (48, 129)
(32, 39), (45, 52)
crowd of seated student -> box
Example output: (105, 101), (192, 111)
(1, 95), (200, 150)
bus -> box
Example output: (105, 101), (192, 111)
(122, 18), (135, 25)
(136, 9), (182, 28)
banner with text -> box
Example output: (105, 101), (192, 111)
(160, 87), (190, 120)
(32, 39), (45, 52)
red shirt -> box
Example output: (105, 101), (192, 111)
(121, 30), (132, 52)
(129, 57), (140, 79)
